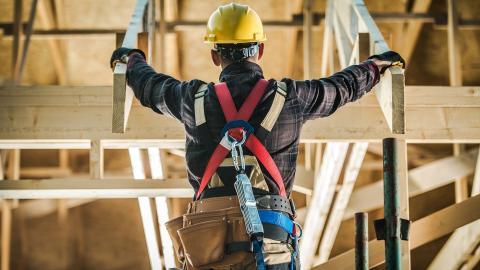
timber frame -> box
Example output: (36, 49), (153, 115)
(1, 0), (480, 269)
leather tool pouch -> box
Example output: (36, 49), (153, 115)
(165, 216), (185, 262)
(178, 219), (227, 268)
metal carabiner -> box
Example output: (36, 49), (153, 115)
(225, 129), (247, 173)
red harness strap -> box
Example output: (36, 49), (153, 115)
(195, 79), (287, 199)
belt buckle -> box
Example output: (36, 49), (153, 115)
(255, 196), (270, 210)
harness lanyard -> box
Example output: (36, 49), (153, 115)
(228, 131), (266, 270)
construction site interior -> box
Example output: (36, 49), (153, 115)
(0, 0), (480, 269)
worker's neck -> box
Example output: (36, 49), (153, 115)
(221, 59), (257, 70)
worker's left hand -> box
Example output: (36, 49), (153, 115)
(110, 47), (146, 70)
(368, 51), (405, 74)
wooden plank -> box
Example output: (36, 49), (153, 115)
(1, 200), (11, 270)
(148, 148), (176, 268)
(344, 149), (477, 219)
(454, 144), (469, 202)
(397, 139), (411, 269)
(0, 178), (192, 199)
(351, 0), (405, 134)
(313, 193), (480, 270)
(299, 143), (349, 268)
(0, 86), (479, 142)
(332, 12), (353, 69)
(447, 0), (463, 87)
(427, 150), (480, 270)
(37, 0), (67, 84)
(112, 0), (148, 133)
(320, 0), (334, 77)
(20, 167), (71, 178)
(11, 0), (23, 81)
(317, 143), (368, 263)
(128, 147), (163, 270)
(303, 0), (312, 79)
(89, 139), (103, 179)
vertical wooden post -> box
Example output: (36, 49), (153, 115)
(89, 140), (103, 179)
(453, 144), (468, 202)
(1, 200), (11, 270)
(397, 140), (411, 270)
(447, 0), (462, 86)
(321, 0), (334, 77)
(11, 0), (23, 82)
(58, 149), (69, 222)
(303, 0), (312, 79)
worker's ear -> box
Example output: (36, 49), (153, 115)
(211, 50), (221, 66)
(257, 43), (264, 60)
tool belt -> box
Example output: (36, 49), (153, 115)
(165, 195), (299, 269)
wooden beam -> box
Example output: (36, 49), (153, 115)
(303, 0), (313, 79)
(11, 0), (23, 81)
(350, 0), (405, 134)
(129, 147), (163, 270)
(320, 0), (334, 77)
(399, 0), (433, 63)
(313, 193), (480, 270)
(148, 147), (176, 268)
(89, 139), (103, 179)
(447, 0), (463, 87)
(396, 139), (411, 269)
(344, 149), (478, 219)
(299, 143), (349, 268)
(317, 143), (368, 262)
(20, 166), (71, 178)
(454, 144), (469, 202)
(1, 200), (11, 270)
(14, 0), (38, 84)
(0, 178), (192, 199)
(427, 150), (480, 270)
(285, 0), (303, 77)
(112, 0), (148, 133)
(1, 86), (479, 142)
(37, 0), (67, 84)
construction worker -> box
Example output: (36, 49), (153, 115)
(110, 3), (405, 269)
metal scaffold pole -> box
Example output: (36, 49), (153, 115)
(382, 138), (402, 269)
(355, 212), (368, 270)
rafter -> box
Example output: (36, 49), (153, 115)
(317, 143), (368, 262)
(299, 142), (349, 268)
(313, 193), (480, 270)
(344, 149), (478, 219)
(427, 150), (480, 270)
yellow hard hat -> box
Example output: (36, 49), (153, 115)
(204, 3), (266, 44)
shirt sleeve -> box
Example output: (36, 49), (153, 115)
(125, 53), (204, 122)
(293, 60), (380, 121)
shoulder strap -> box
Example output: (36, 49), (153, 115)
(194, 84), (208, 126)
(260, 81), (287, 132)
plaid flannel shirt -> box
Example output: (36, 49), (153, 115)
(126, 54), (380, 197)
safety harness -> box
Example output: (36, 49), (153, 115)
(193, 79), (300, 269)
(194, 79), (287, 199)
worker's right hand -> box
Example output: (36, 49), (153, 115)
(368, 51), (405, 74)
(110, 47), (146, 70)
